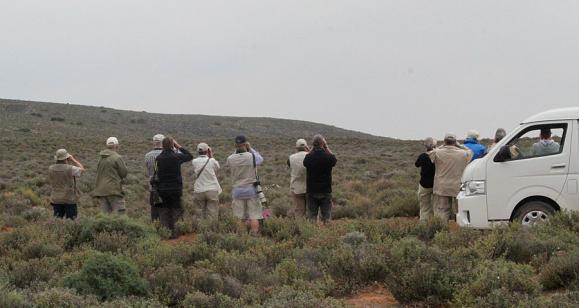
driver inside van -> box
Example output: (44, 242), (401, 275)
(532, 128), (560, 156)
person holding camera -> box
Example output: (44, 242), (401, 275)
(153, 137), (193, 238)
(303, 134), (337, 223)
(287, 138), (309, 218)
(192, 142), (222, 222)
(145, 134), (165, 221)
(48, 149), (85, 219)
(226, 135), (264, 235)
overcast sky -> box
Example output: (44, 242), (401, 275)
(1, 1), (578, 139)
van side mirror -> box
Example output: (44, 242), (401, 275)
(494, 145), (512, 162)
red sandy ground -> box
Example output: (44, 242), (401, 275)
(163, 233), (196, 245)
(344, 285), (399, 307)
(0, 226), (14, 233)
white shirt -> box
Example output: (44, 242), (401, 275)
(288, 151), (307, 194)
(192, 156), (222, 194)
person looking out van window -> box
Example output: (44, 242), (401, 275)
(532, 128), (560, 156)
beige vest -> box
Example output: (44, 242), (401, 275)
(48, 164), (79, 204)
(289, 151), (307, 194)
(226, 152), (256, 188)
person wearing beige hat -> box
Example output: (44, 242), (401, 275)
(48, 149), (85, 219)
(92, 136), (128, 214)
(192, 142), (222, 221)
(287, 138), (309, 218)
(429, 133), (472, 221)
(145, 134), (165, 220)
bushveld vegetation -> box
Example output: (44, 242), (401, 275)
(1, 100), (578, 307)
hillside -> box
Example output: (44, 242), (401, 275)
(0, 98), (378, 140)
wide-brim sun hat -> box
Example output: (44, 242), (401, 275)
(54, 149), (71, 161)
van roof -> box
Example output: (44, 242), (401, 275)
(523, 107), (579, 124)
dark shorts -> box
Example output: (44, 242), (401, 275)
(51, 203), (78, 220)
(307, 193), (332, 223)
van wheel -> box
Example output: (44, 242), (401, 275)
(513, 201), (556, 226)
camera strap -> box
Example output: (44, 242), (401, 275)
(196, 157), (211, 179)
(251, 152), (259, 181)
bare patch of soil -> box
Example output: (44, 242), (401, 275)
(344, 285), (399, 307)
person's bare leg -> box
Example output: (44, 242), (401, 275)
(249, 219), (260, 235)
(238, 220), (248, 234)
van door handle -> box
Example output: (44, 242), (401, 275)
(551, 163), (567, 169)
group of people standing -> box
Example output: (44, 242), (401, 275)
(415, 129), (505, 221)
(47, 133), (337, 238)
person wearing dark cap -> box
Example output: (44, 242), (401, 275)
(429, 133), (472, 222)
(48, 149), (85, 219)
(303, 134), (337, 223)
(226, 135), (264, 235)
(153, 137), (193, 238)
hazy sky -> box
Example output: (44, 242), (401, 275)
(1, 1), (578, 139)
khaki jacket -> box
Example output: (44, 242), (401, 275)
(429, 145), (472, 197)
(92, 149), (128, 197)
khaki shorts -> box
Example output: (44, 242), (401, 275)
(232, 197), (262, 220)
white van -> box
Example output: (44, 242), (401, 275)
(457, 107), (579, 228)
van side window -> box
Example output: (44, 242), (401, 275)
(502, 124), (567, 161)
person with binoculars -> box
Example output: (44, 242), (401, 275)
(226, 135), (265, 235)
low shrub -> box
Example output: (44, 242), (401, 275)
(181, 292), (241, 308)
(539, 249), (579, 290)
(147, 264), (195, 306)
(9, 257), (59, 288)
(33, 287), (98, 307)
(455, 260), (540, 306)
(263, 286), (344, 308)
(385, 237), (464, 305)
(63, 252), (148, 300)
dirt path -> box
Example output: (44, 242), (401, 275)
(344, 285), (399, 307)
(163, 233), (196, 245)
(0, 226), (14, 233)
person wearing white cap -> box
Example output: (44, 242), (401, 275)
(429, 133), (472, 222)
(192, 142), (222, 221)
(48, 149), (85, 219)
(92, 136), (128, 214)
(287, 138), (310, 218)
(463, 129), (486, 161)
(145, 134), (165, 220)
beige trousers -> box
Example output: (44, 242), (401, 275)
(193, 190), (220, 221)
(433, 194), (458, 221)
(417, 185), (434, 221)
(290, 192), (307, 218)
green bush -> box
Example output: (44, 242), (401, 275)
(384, 237), (464, 305)
(33, 287), (98, 307)
(9, 257), (59, 288)
(63, 252), (148, 300)
(455, 260), (540, 306)
(540, 249), (579, 290)
(263, 286), (344, 308)
(147, 264), (195, 306)
(181, 292), (240, 308)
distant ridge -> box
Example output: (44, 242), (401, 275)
(0, 98), (380, 140)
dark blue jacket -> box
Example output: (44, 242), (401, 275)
(464, 138), (486, 161)
(154, 148), (193, 192)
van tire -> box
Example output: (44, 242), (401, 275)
(513, 201), (556, 226)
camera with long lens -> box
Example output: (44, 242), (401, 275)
(253, 179), (267, 204)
